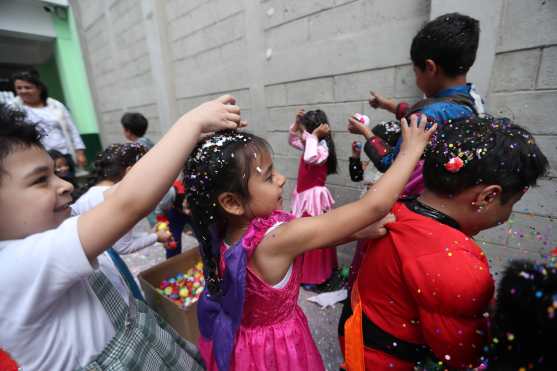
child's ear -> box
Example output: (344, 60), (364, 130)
(424, 59), (438, 76)
(217, 192), (245, 216)
(473, 185), (503, 211)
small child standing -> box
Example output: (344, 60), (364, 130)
(288, 109), (339, 288)
(155, 176), (191, 259)
(48, 149), (78, 201)
(349, 13), (484, 196)
(185, 115), (435, 371)
(121, 112), (155, 150)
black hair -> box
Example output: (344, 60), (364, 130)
(11, 70), (49, 104)
(0, 104), (43, 183)
(487, 259), (557, 370)
(47, 149), (66, 162)
(121, 112), (149, 137)
(300, 109), (338, 174)
(184, 130), (271, 296)
(424, 116), (548, 203)
(410, 12), (480, 77)
(78, 142), (147, 195)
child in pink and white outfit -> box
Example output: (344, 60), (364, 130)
(288, 109), (338, 286)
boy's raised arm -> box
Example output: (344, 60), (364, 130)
(78, 96), (242, 262)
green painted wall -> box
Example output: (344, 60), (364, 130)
(50, 7), (102, 163)
(51, 7), (98, 135)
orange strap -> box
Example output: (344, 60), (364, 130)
(342, 282), (365, 371)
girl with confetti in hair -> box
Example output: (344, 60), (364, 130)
(184, 115), (435, 371)
(288, 109), (340, 289)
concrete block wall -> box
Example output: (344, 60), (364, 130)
(478, 0), (557, 276)
(72, 0), (556, 272)
(73, 0), (162, 146)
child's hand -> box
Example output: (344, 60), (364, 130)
(182, 198), (191, 216)
(313, 123), (330, 139)
(293, 109), (305, 132)
(295, 109), (305, 125)
(399, 114), (437, 156)
(369, 91), (397, 113)
(348, 116), (373, 140)
(185, 95), (243, 133)
(351, 141), (362, 158)
(353, 213), (396, 240)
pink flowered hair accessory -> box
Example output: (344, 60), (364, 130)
(444, 156), (464, 173)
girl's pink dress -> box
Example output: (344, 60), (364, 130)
(288, 125), (337, 284)
(198, 212), (325, 371)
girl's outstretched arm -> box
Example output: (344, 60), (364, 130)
(288, 109), (306, 150)
(254, 115), (435, 282)
(78, 96), (242, 262)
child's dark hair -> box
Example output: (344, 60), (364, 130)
(121, 112), (149, 137)
(80, 143), (147, 194)
(424, 116), (548, 203)
(184, 130), (271, 296)
(300, 109), (337, 174)
(0, 104), (43, 182)
(47, 149), (66, 162)
(410, 12), (479, 77)
(11, 70), (49, 103)
(487, 259), (557, 370)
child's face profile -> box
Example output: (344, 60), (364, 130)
(0, 146), (74, 240)
(470, 189), (525, 234)
(244, 150), (286, 218)
(486, 192), (524, 229)
(413, 63), (438, 98)
(122, 127), (133, 141)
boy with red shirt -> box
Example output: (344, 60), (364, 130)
(342, 116), (549, 370)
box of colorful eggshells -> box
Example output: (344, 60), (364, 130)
(138, 248), (205, 344)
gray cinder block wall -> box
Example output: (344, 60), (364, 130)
(72, 0), (556, 275)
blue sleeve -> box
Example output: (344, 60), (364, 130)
(380, 137), (402, 169)
(380, 102), (472, 170)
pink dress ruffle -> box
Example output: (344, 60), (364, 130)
(198, 211), (325, 371)
(291, 186), (338, 285)
(290, 186), (334, 218)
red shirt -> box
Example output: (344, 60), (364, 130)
(357, 202), (494, 369)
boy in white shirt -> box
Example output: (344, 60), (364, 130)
(0, 96), (242, 370)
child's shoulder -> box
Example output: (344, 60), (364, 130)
(1, 216), (81, 250)
(242, 211), (294, 252)
(0, 216), (89, 285)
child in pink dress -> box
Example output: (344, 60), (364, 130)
(288, 109), (338, 285)
(184, 115), (435, 371)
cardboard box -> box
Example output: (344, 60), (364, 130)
(138, 248), (201, 344)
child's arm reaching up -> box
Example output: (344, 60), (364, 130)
(78, 96), (242, 262)
(288, 109), (305, 150)
(254, 115), (435, 284)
